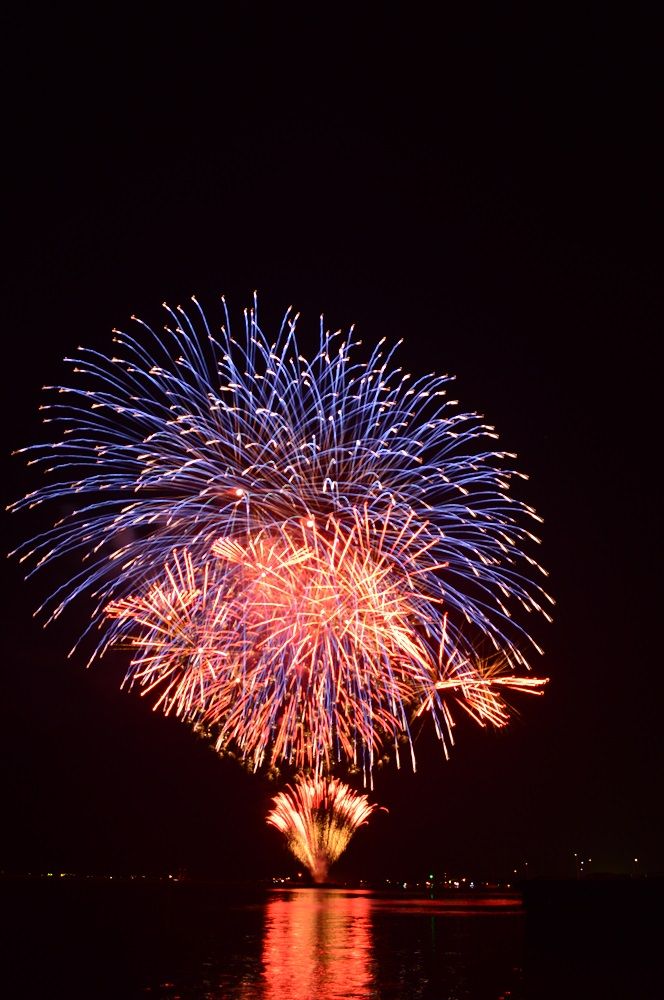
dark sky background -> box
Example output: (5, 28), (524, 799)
(1, 7), (660, 883)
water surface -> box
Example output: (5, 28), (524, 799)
(1, 880), (659, 998)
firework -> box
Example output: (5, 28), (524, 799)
(10, 296), (551, 775)
(104, 547), (230, 718)
(267, 776), (380, 883)
(103, 525), (547, 777)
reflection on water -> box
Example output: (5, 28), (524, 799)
(226, 888), (522, 1000)
(262, 890), (373, 999)
(1, 881), (525, 998)
(2, 879), (660, 998)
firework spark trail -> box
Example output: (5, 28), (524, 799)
(10, 296), (551, 775)
(100, 517), (439, 775)
(100, 518), (547, 779)
(267, 776), (381, 883)
(206, 509), (443, 774)
(104, 548), (231, 718)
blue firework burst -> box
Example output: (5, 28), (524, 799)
(10, 295), (551, 774)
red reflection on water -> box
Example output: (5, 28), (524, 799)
(370, 894), (523, 917)
(261, 889), (373, 1000)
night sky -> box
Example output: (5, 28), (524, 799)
(1, 7), (661, 883)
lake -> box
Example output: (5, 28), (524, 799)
(1, 880), (659, 998)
